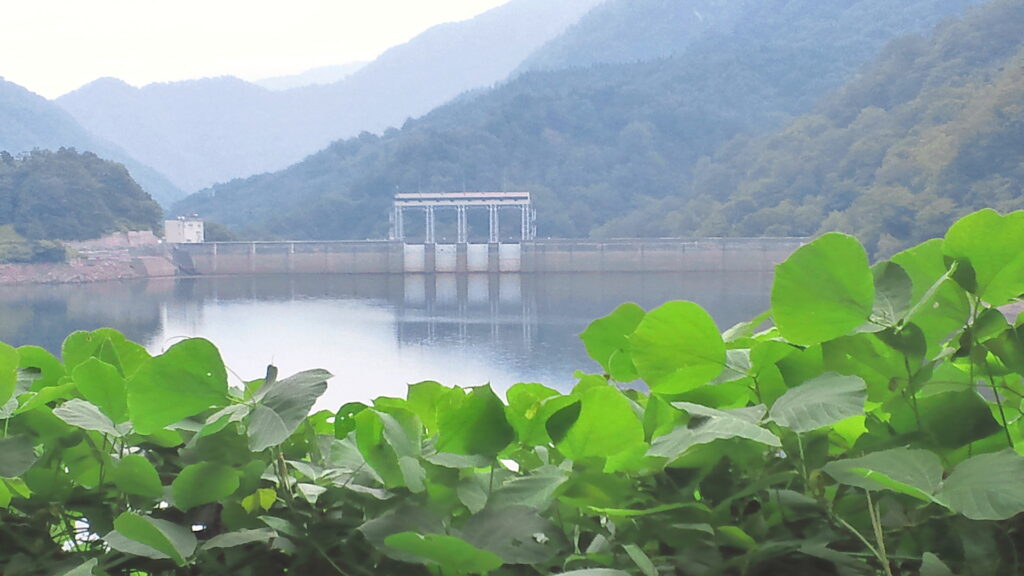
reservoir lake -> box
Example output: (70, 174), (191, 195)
(0, 272), (772, 410)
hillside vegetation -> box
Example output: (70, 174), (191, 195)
(0, 78), (183, 206)
(174, 0), (987, 241)
(612, 0), (1023, 256)
(0, 148), (162, 242)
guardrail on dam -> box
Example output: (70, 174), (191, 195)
(172, 238), (807, 275)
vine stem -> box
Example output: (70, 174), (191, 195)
(867, 491), (894, 576)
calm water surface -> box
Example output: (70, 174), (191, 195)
(0, 273), (771, 408)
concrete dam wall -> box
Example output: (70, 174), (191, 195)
(174, 238), (806, 276)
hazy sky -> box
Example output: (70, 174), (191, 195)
(1, 0), (511, 99)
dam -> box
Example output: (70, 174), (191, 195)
(171, 192), (806, 276)
(172, 237), (806, 276)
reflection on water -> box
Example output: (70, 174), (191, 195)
(0, 272), (772, 408)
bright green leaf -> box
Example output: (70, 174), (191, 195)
(73, 357), (128, 423)
(772, 233), (874, 345)
(127, 338), (228, 435)
(943, 209), (1024, 306)
(580, 303), (645, 381)
(630, 301), (725, 394)
(437, 385), (513, 458)
(557, 384), (646, 466)
(0, 342), (17, 405)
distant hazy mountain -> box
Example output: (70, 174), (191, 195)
(56, 0), (604, 193)
(174, 0), (986, 241)
(253, 63), (368, 91)
(0, 78), (183, 206)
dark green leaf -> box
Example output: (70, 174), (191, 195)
(112, 454), (163, 499)
(384, 532), (503, 574)
(0, 435), (37, 477)
(172, 462), (239, 511)
(108, 512), (197, 566)
(939, 450), (1024, 520)
(769, 373), (867, 433)
(437, 385), (513, 458)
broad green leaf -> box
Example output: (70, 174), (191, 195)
(461, 505), (562, 564)
(437, 385), (514, 458)
(202, 528), (278, 550)
(172, 462), (239, 511)
(648, 403), (779, 460)
(355, 409), (404, 487)
(113, 454), (163, 499)
(109, 512), (197, 566)
(58, 558), (98, 576)
(630, 301), (725, 393)
(920, 553), (957, 576)
(823, 448), (942, 501)
(384, 532), (503, 574)
(72, 357), (128, 423)
(63, 329), (149, 377)
(334, 401), (368, 438)
(939, 450), (1024, 520)
(870, 261), (912, 327)
(889, 389), (1000, 450)
(944, 209), (1024, 306)
(127, 338), (228, 435)
(0, 342), (17, 405)
(247, 368), (330, 451)
(406, 381), (458, 433)
(489, 466), (568, 510)
(17, 345), (64, 391)
(772, 233), (874, 345)
(580, 303), (645, 381)
(505, 383), (566, 446)
(359, 506), (445, 561)
(0, 435), (37, 477)
(891, 239), (970, 358)
(557, 384), (646, 467)
(769, 373), (867, 433)
(555, 570), (631, 576)
(53, 398), (120, 436)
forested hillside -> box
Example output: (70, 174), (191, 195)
(0, 148), (163, 241)
(174, 0), (986, 240)
(0, 78), (183, 206)
(57, 0), (602, 192)
(611, 0), (1023, 256)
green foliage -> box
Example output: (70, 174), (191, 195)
(649, 0), (1024, 255)
(173, 0), (984, 242)
(0, 148), (163, 242)
(1, 209), (1024, 576)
